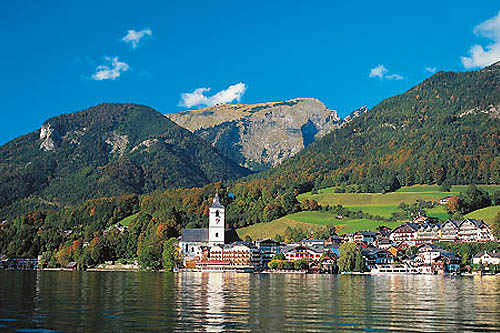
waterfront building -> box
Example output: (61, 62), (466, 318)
(196, 242), (261, 271)
(389, 218), (494, 245)
(256, 239), (283, 266)
(281, 244), (337, 262)
(472, 251), (500, 266)
(413, 244), (461, 274)
(179, 194), (241, 266)
(361, 247), (394, 270)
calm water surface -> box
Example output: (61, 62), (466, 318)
(0, 271), (500, 332)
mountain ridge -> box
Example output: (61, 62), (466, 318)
(0, 103), (251, 219)
(166, 98), (344, 170)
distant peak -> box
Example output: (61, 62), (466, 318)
(480, 60), (500, 71)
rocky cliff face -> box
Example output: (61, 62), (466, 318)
(166, 98), (342, 170)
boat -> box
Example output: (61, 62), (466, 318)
(370, 264), (419, 274)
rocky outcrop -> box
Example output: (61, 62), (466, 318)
(105, 132), (129, 155)
(458, 104), (500, 119)
(166, 98), (342, 170)
(39, 123), (57, 151)
(342, 106), (369, 125)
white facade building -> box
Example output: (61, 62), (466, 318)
(209, 193), (225, 246)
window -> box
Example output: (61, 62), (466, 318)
(215, 210), (220, 217)
(215, 232), (219, 238)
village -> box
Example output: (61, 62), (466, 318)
(180, 194), (500, 275)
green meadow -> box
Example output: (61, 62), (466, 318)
(465, 205), (500, 225)
(297, 184), (500, 219)
(118, 212), (139, 226)
(237, 211), (401, 240)
(237, 185), (500, 241)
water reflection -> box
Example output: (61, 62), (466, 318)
(1, 272), (500, 332)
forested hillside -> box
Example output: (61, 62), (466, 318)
(0, 104), (251, 219)
(246, 62), (500, 192)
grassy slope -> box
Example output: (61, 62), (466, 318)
(118, 212), (139, 226)
(465, 206), (500, 225)
(236, 211), (402, 240)
(237, 216), (323, 240)
(237, 185), (500, 240)
(297, 185), (500, 219)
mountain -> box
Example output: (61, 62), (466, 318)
(0, 103), (251, 219)
(165, 98), (342, 170)
(249, 63), (500, 191)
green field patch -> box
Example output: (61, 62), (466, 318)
(334, 219), (401, 234)
(297, 191), (448, 207)
(465, 206), (500, 225)
(297, 185), (499, 221)
(237, 217), (322, 241)
(118, 212), (139, 226)
(345, 205), (397, 218)
(426, 206), (449, 221)
(284, 211), (337, 225)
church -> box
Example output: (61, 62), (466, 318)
(179, 193), (240, 261)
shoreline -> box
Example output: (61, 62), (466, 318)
(6, 268), (495, 276)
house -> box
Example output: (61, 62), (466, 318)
(327, 235), (344, 245)
(458, 219), (494, 242)
(309, 256), (338, 273)
(413, 216), (428, 224)
(440, 220), (460, 241)
(414, 244), (461, 273)
(472, 251), (500, 266)
(342, 233), (355, 242)
(66, 262), (78, 271)
(282, 245), (323, 261)
(256, 239), (283, 265)
(361, 247), (394, 270)
(353, 231), (377, 245)
(439, 196), (458, 205)
(414, 222), (441, 244)
(415, 244), (445, 265)
(300, 239), (327, 247)
(432, 253), (461, 274)
(389, 223), (419, 245)
(375, 226), (393, 238)
(375, 238), (392, 249)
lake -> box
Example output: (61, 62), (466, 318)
(0, 271), (500, 332)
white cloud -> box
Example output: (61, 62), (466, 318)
(91, 57), (129, 80)
(461, 11), (500, 69)
(386, 73), (404, 80)
(178, 82), (247, 108)
(369, 64), (388, 79)
(122, 29), (152, 49)
(369, 64), (404, 80)
(425, 67), (437, 74)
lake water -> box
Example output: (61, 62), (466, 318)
(1, 271), (500, 332)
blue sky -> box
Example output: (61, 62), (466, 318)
(1, 1), (499, 145)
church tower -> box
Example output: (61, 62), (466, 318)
(209, 193), (225, 246)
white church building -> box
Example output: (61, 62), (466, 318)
(179, 193), (240, 261)
(179, 193), (260, 271)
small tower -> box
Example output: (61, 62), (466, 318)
(209, 193), (225, 246)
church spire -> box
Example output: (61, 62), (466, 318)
(211, 192), (224, 209)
